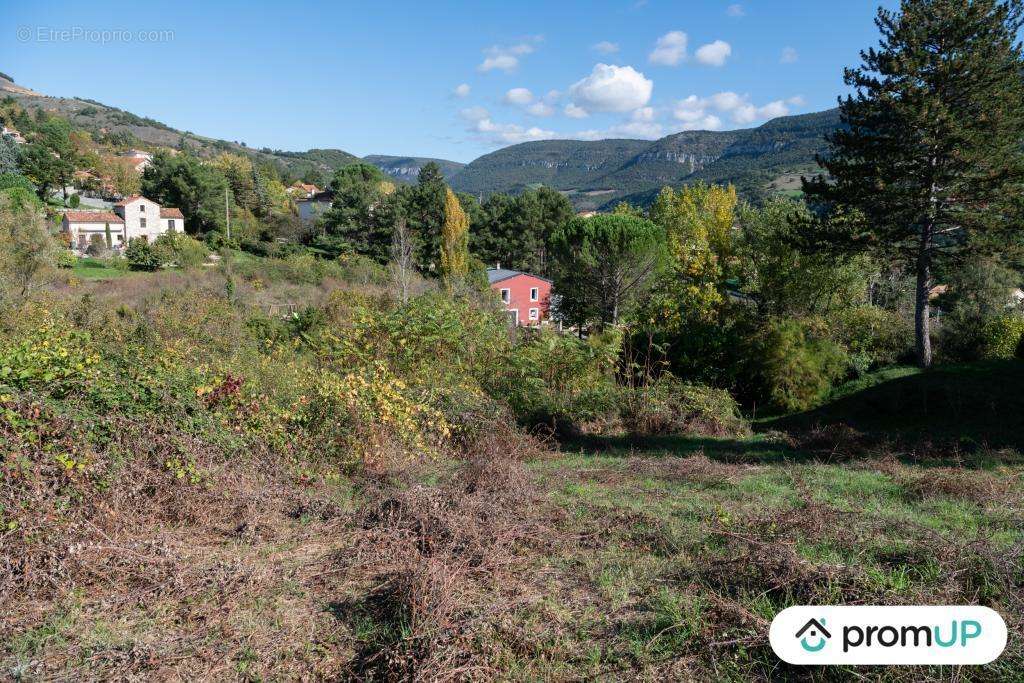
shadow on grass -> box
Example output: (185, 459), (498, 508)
(556, 361), (1024, 467)
(766, 359), (1024, 453)
(559, 433), (809, 464)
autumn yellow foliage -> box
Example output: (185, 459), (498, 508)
(440, 187), (469, 289)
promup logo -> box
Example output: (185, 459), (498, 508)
(795, 618), (831, 653)
(770, 606), (1007, 665)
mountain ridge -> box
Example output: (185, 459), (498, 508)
(449, 109), (840, 209)
(2, 73), (838, 208)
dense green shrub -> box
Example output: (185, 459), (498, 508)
(124, 237), (160, 271)
(829, 305), (912, 375)
(86, 234), (109, 257)
(0, 172), (34, 194)
(757, 318), (849, 412)
(937, 256), (1021, 361)
(618, 375), (749, 437)
(336, 253), (389, 286)
(153, 231), (210, 268)
(55, 250), (75, 269)
(484, 327), (622, 430)
(322, 292), (511, 378)
(980, 314), (1024, 360)
(233, 252), (346, 285)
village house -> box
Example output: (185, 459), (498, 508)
(62, 195), (183, 252)
(487, 266), (552, 327)
(1, 125), (26, 144)
(296, 189), (333, 223)
(287, 182), (321, 199)
(120, 149), (153, 172)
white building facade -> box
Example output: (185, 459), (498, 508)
(62, 195), (184, 253)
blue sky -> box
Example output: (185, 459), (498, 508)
(3, 1), (897, 163)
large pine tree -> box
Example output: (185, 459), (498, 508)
(805, 0), (1024, 367)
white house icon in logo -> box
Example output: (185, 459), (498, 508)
(796, 618), (831, 652)
(771, 606), (1007, 665)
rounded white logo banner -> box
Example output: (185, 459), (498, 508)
(770, 606), (1007, 665)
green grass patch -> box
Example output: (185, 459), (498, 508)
(71, 256), (128, 279)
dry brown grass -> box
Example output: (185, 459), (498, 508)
(330, 429), (553, 681)
(627, 452), (761, 486)
(2, 388), (558, 681)
(1, 396), (358, 680)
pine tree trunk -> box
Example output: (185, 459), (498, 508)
(914, 227), (933, 368)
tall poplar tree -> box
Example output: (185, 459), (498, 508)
(440, 187), (469, 289)
(804, 0), (1024, 367)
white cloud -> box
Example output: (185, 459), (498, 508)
(527, 101), (555, 116)
(592, 41), (620, 55)
(461, 105), (556, 144)
(649, 31), (688, 66)
(482, 121), (557, 144)
(502, 88), (557, 116)
(786, 95), (806, 106)
(479, 53), (518, 72)
(460, 106), (491, 122)
(780, 46), (799, 64)
(757, 99), (790, 119)
(573, 129), (604, 141)
(564, 103), (589, 118)
(607, 120), (664, 138)
(569, 106), (665, 140)
(672, 96), (724, 130)
(695, 40), (732, 67)
(569, 63), (653, 113)
(453, 83), (471, 98)
(478, 41), (538, 73)
(732, 104), (759, 124)
(632, 106), (655, 122)
(673, 91), (800, 128)
(673, 95), (706, 122)
(679, 114), (723, 131)
(503, 87), (534, 105)
(726, 4), (745, 18)
(708, 91), (745, 111)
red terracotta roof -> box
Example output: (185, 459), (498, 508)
(63, 211), (124, 224)
(160, 207), (184, 219)
(114, 195), (143, 206)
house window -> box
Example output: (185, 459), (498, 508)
(116, 234), (124, 243)
(500, 288), (510, 304)
(529, 308), (539, 321)
(140, 204), (145, 212)
(530, 287), (539, 301)
(140, 218), (147, 228)
(168, 219), (176, 230)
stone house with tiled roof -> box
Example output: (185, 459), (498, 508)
(62, 195), (183, 252)
(120, 149), (153, 172)
(287, 182), (321, 199)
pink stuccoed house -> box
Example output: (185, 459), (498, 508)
(62, 195), (184, 253)
(487, 267), (552, 326)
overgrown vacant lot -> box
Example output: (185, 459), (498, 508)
(2, 264), (1023, 681)
(4, 432), (1022, 680)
